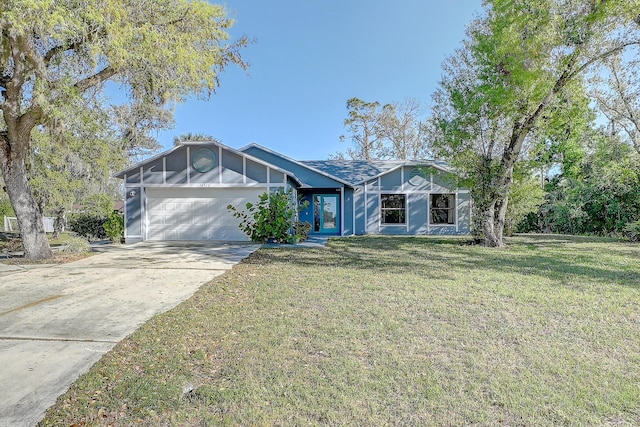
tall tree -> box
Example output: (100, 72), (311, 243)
(339, 98), (383, 160)
(112, 101), (168, 163)
(428, 0), (640, 247)
(531, 131), (640, 235)
(378, 98), (429, 160)
(0, 0), (248, 259)
(337, 97), (428, 160)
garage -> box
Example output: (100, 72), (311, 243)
(145, 187), (266, 241)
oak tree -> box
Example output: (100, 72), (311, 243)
(0, 0), (247, 259)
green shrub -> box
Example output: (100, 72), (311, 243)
(63, 236), (91, 254)
(67, 213), (108, 240)
(292, 221), (312, 243)
(227, 189), (308, 243)
(103, 211), (124, 242)
(622, 220), (640, 242)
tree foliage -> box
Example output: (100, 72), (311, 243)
(504, 170), (545, 236)
(0, 0), (248, 259)
(173, 133), (217, 146)
(590, 51), (640, 154)
(336, 97), (428, 160)
(103, 210), (124, 243)
(525, 132), (640, 235)
(338, 98), (384, 160)
(428, 0), (640, 247)
(227, 189), (309, 244)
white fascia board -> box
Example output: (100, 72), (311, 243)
(114, 144), (184, 178)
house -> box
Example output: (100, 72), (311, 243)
(114, 141), (471, 243)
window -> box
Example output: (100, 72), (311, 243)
(381, 194), (406, 224)
(191, 147), (217, 173)
(430, 194), (455, 225)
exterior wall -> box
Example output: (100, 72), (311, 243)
(119, 143), (471, 240)
(343, 187), (354, 236)
(121, 143), (294, 242)
(125, 144), (287, 187)
(358, 166), (471, 236)
(242, 146), (344, 188)
(456, 192), (472, 233)
(124, 187), (142, 243)
(353, 187), (366, 234)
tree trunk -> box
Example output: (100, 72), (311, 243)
(493, 195), (509, 245)
(53, 207), (65, 240)
(476, 160), (514, 248)
(481, 202), (501, 247)
(2, 155), (52, 260)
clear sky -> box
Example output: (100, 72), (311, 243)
(154, 1), (483, 160)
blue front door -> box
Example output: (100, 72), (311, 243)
(313, 194), (339, 234)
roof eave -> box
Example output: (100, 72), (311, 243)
(114, 141), (303, 187)
(352, 161), (453, 185)
(240, 143), (353, 187)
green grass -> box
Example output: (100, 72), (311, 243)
(41, 235), (640, 426)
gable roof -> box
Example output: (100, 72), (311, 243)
(300, 160), (453, 185)
(116, 140), (456, 189)
(240, 143), (353, 187)
(241, 143), (454, 187)
(113, 140), (303, 185)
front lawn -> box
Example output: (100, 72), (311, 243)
(41, 235), (640, 426)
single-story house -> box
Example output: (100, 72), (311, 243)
(114, 141), (471, 243)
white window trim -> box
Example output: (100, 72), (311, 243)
(379, 193), (409, 230)
(429, 193), (457, 226)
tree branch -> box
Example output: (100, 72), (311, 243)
(74, 66), (117, 92)
(5, 31), (26, 105)
(43, 25), (105, 64)
(569, 40), (640, 81)
(44, 40), (83, 64)
(18, 34), (46, 80)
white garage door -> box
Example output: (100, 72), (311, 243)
(146, 188), (266, 241)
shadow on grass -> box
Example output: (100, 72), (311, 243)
(252, 235), (639, 290)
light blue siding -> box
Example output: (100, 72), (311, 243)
(165, 149), (188, 184)
(243, 146), (344, 188)
(220, 150), (244, 183)
(457, 192), (471, 233)
(404, 166), (431, 191)
(343, 188), (354, 235)
(379, 168), (402, 191)
(408, 193), (428, 234)
(124, 187), (141, 241)
(143, 158), (164, 184)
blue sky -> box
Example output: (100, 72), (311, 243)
(155, 1), (482, 160)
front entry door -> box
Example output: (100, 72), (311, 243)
(313, 194), (339, 234)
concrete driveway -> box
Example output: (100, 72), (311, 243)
(0, 241), (259, 427)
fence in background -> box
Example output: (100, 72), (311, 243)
(3, 216), (57, 233)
